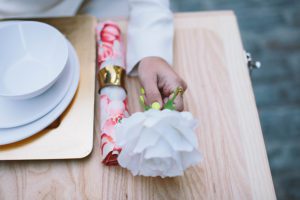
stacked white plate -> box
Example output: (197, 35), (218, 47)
(0, 21), (80, 145)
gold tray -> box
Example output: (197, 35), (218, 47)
(0, 15), (96, 160)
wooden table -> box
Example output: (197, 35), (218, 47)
(0, 11), (276, 199)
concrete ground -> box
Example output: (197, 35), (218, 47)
(171, 0), (300, 199)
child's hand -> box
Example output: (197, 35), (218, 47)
(138, 57), (187, 111)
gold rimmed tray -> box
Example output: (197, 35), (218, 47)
(0, 15), (96, 160)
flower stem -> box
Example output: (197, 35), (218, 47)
(163, 87), (182, 110)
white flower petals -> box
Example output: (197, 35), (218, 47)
(115, 109), (202, 178)
(144, 139), (173, 159)
(133, 128), (160, 153)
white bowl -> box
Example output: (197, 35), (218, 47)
(0, 21), (68, 100)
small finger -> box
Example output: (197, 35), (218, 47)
(163, 97), (169, 104)
(140, 77), (163, 108)
(173, 94), (184, 111)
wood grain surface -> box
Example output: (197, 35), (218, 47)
(0, 12), (276, 200)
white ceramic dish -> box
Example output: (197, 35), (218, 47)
(0, 40), (80, 145)
(0, 0), (84, 19)
(0, 46), (73, 128)
(0, 21), (68, 100)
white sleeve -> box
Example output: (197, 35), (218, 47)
(126, 0), (174, 76)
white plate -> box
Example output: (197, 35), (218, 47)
(0, 0), (84, 18)
(0, 47), (73, 128)
(0, 21), (68, 99)
(0, 40), (80, 145)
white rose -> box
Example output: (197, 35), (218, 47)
(115, 109), (202, 178)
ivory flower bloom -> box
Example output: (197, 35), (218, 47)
(115, 109), (202, 177)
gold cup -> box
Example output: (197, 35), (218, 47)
(98, 65), (125, 89)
